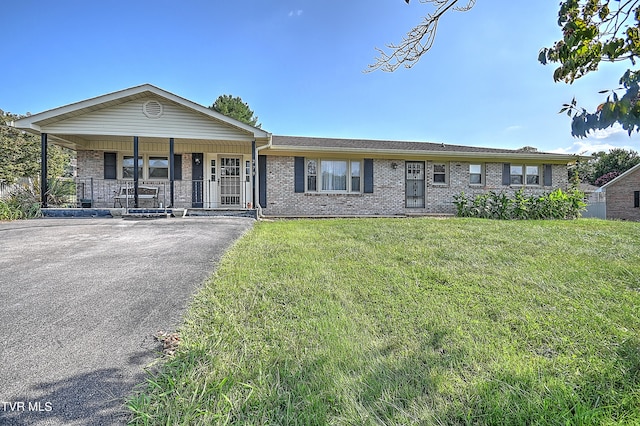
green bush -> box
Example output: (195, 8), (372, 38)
(453, 188), (586, 220)
(0, 180), (41, 221)
(0, 199), (23, 221)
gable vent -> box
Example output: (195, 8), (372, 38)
(142, 100), (163, 119)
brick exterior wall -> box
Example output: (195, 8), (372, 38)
(262, 157), (569, 216)
(605, 167), (640, 221)
(77, 150), (570, 215)
(76, 150), (192, 208)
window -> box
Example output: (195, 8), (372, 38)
(635, 191), (640, 208)
(510, 165), (524, 185)
(304, 159), (361, 193)
(470, 164), (483, 185)
(307, 160), (317, 191)
(123, 156), (143, 179)
(433, 163), (447, 184)
(148, 157), (169, 179)
(210, 159), (216, 181)
(321, 160), (347, 191)
(122, 155), (175, 179)
(526, 166), (540, 185)
(351, 161), (361, 192)
(509, 164), (541, 186)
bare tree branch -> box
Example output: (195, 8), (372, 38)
(367, 0), (476, 72)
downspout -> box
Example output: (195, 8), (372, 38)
(254, 134), (273, 218)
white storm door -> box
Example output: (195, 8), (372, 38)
(219, 157), (242, 206)
(206, 156), (219, 208)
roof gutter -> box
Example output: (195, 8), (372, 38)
(266, 145), (579, 163)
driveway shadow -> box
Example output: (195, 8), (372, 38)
(1, 350), (152, 425)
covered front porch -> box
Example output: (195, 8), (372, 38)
(10, 84), (271, 212)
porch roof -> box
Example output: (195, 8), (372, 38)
(10, 84), (271, 150)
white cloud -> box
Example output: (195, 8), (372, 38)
(590, 123), (627, 140)
(549, 123), (640, 154)
(503, 125), (522, 133)
(549, 138), (637, 155)
(288, 10), (303, 17)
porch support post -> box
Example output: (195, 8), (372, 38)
(133, 136), (139, 208)
(251, 140), (256, 209)
(169, 137), (175, 207)
(40, 133), (48, 208)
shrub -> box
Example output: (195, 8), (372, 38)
(453, 189), (586, 220)
(0, 179), (42, 220)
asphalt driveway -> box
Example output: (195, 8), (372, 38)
(0, 217), (254, 425)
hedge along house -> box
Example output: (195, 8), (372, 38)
(11, 84), (578, 216)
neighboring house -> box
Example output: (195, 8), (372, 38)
(601, 163), (640, 221)
(11, 84), (577, 217)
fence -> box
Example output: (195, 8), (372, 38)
(74, 178), (196, 209)
(0, 182), (13, 199)
(67, 178), (252, 210)
(582, 191), (606, 219)
(0, 181), (28, 200)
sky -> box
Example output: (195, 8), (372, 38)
(2, 0), (639, 155)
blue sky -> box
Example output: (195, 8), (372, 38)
(2, 0), (639, 154)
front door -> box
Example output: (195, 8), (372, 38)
(192, 153), (204, 208)
(406, 161), (425, 208)
(219, 157), (242, 206)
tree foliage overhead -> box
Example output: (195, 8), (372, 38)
(539, 0), (640, 137)
(0, 110), (71, 184)
(368, 0), (476, 72)
(209, 95), (261, 128)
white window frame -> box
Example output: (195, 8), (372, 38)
(432, 162), (448, 185)
(305, 159), (362, 193)
(469, 163), (483, 185)
(149, 156), (169, 179)
(511, 164), (541, 186)
(120, 154), (170, 180)
(122, 155), (144, 180)
(526, 165), (540, 185)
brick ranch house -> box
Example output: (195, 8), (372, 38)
(11, 84), (577, 217)
(600, 163), (640, 221)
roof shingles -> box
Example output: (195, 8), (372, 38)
(271, 135), (572, 158)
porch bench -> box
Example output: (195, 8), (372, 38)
(113, 185), (159, 208)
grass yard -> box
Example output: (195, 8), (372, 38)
(128, 218), (640, 425)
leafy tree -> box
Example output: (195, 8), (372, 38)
(573, 148), (640, 185)
(209, 95), (261, 128)
(0, 109), (71, 184)
(368, 0), (476, 72)
(371, 1), (640, 139)
(592, 148), (640, 184)
(539, 1), (640, 137)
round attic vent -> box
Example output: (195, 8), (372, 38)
(142, 100), (163, 118)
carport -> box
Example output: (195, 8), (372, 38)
(10, 84), (271, 212)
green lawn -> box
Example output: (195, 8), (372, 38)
(128, 218), (640, 425)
